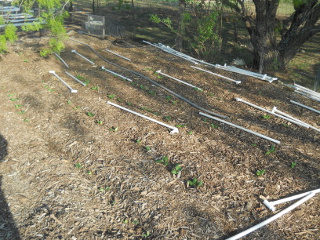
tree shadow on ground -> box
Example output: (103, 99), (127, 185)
(0, 134), (21, 240)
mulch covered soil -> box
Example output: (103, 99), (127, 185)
(0, 29), (319, 240)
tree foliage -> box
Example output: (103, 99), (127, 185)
(0, 0), (70, 56)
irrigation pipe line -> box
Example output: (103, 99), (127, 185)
(272, 106), (320, 133)
(290, 100), (320, 115)
(71, 50), (95, 65)
(226, 192), (315, 240)
(101, 66), (132, 82)
(107, 101), (179, 134)
(65, 71), (87, 86)
(105, 49), (131, 61)
(235, 98), (311, 128)
(156, 70), (203, 91)
(295, 90), (320, 102)
(263, 188), (320, 212)
(49, 71), (77, 93)
(199, 112), (280, 144)
(54, 53), (69, 68)
(191, 66), (241, 84)
(294, 84), (320, 98)
(68, 38), (228, 120)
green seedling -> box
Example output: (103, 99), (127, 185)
(142, 231), (151, 237)
(187, 131), (193, 135)
(251, 143), (257, 147)
(143, 67), (153, 71)
(109, 126), (118, 132)
(256, 169), (265, 176)
(87, 170), (92, 175)
(135, 139), (141, 144)
(187, 178), (203, 188)
(163, 116), (171, 121)
(23, 59), (28, 62)
(19, 110), (26, 114)
(8, 94), (14, 97)
(91, 86), (99, 90)
(132, 220), (139, 225)
(139, 84), (148, 90)
(210, 123), (219, 128)
(265, 145), (276, 155)
(10, 98), (18, 101)
(73, 107), (80, 110)
(107, 94), (116, 100)
(145, 146), (151, 152)
(15, 104), (22, 108)
(171, 164), (182, 175)
(282, 123), (289, 128)
(96, 120), (103, 125)
(152, 111), (160, 116)
(148, 90), (156, 95)
(87, 112), (95, 117)
(261, 114), (271, 120)
(176, 124), (186, 128)
(208, 92), (215, 97)
(23, 119), (29, 122)
(291, 162), (297, 168)
(156, 156), (169, 166)
(126, 102), (132, 106)
(67, 100), (71, 105)
(194, 87), (203, 92)
(117, 98), (123, 102)
(75, 163), (82, 169)
(165, 95), (172, 101)
(99, 186), (110, 192)
(202, 118), (208, 122)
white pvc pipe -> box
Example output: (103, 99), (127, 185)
(263, 188), (320, 211)
(101, 66), (132, 82)
(65, 71), (87, 86)
(226, 192), (315, 240)
(295, 90), (320, 102)
(156, 70), (203, 90)
(199, 112), (280, 144)
(49, 71), (77, 93)
(192, 66), (241, 84)
(290, 100), (320, 115)
(107, 101), (179, 134)
(272, 107), (306, 125)
(105, 49), (131, 61)
(71, 50), (95, 65)
(294, 84), (320, 98)
(236, 98), (310, 128)
(54, 53), (69, 68)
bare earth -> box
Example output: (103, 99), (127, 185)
(0, 27), (319, 240)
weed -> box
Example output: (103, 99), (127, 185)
(256, 169), (265, 176)
(135, 139), (141, 144)
(15, 104), (22, 108)
(265, 145), (276, 155)
(87, 170), (92, 175)
(142, 231), (151, 237)
(251, 143), (257, 147)
(139, 84), (148, 90)
(165, 95), (172, 101)
(87, 112), (95, 117)
(75, 163), (82, 169)
(171, 164), (182, 175)
(202, 118), (208, 122)
(187, 178), (203, 188)
(23, 59), (28, 62)
(91, 86), (99, 90)
(152, 111), (160, 116)
(154, 72), (163, 79)
(291, 162), (297, 168)
(23, 119), (29, 122)
(126, 102), (132, 106)
(132, 220), (139, 225)
(76, 75), (90, 86)
(19, 110), (26, 114)
(10, 98), (18, 101)
(163, 116), (171, 121)
(148, 90), (156, 95)
(145, 146), (151, 152)
(282, 123), (289, 128)
(210, 123), (219, 128)
(67, 100), (71, 104)
(261, 114), (271, 120)
(176, 124), (186, 128)
(143, 67), (153, 71)
(117, 98), (123, 102)
(187, 131), (193, 135)
(156, 156), (169, 166)
(107, 94), (116, 100)
(99, 186), (110, 192)
(96, 120), (103, 125)
(73, 107), (80, 110)
(194, 87), (203, 92)
(109, 126), (118, 132)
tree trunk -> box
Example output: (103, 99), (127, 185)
(176, 0), (186, 50)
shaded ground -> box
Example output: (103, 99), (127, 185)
(0, 13), (319, 240)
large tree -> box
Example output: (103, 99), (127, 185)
(223, 0), (320, 71)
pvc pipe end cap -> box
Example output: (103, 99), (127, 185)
(263, 199), (276, 211)
(71, 50), (76, 53)
(156, 70), (161, 73)
(49, 70), (55, 74)
(272, 106), (277, 113)
(101, 66), (105, 69)
(235, 98), (242, 102)
(71, 89), (78, 93)
(170, 128), (179, 134)
(236, 81), (241, 84)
